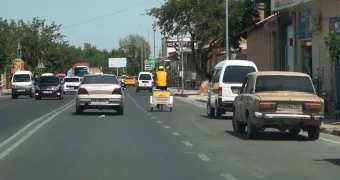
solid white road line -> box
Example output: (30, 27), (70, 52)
(157, 121), (163, 123)
(172, 132), (180, 136)
(182, 141), (193, 146)
(0, 102), (75, 160)
(197, 154), (211, 161)
(164, 126), (170, 129)
(151, 117), (156, 119)
(220, 174), (237, 180)
(0, 100), (75, 148)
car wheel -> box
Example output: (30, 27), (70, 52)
(30, 91), (33, 98)
(288, 127), (301, 136)
(59, 93), (63, 100)
(75, 107), (83, 115)
(136, 88), (139, 92)
(151, 107), (153, 112)
(214, 102), (222, 119)
(170, 107), (172, 112)
(35, 96), (41, 100)
(307, 125), (320, 140)
(232, 111), (246, 133)
(117, 107), (124, 115)
(12, 94), (17, 99)
(206, 102), (215, 117)
(246, 114), (257, 139)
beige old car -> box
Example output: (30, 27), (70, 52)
(232, 71), (324, 140)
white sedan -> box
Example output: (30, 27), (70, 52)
(75, 74), (124, 115)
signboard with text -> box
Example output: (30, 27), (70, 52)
(108, 58), (127, 68)
(271, 0), (301, 11)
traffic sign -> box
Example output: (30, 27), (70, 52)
(38, 62), (45, 69)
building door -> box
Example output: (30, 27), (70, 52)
(287, 25), (294, 71)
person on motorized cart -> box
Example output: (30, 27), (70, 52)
(154, 66), (168, 109)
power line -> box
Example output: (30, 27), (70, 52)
(60, 0), (154, 30)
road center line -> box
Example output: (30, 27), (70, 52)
(220, 174), (237, 180)
(0, 102), (75, 160)
(0, 100), (75, 148)
(197, 154), (211, 161)
(172, 132), (180, 136)
(182, 141), (193, 146)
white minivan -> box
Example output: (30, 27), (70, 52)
(206, 60), (258, 118)
(11, 71), (35, 99)
(136, 72), (154, 92)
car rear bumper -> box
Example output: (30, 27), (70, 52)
(36, 90), (61, 97)
(76, 97), (124, 109)
(12, 88), (32, 95)
(253, 112), (323, 126)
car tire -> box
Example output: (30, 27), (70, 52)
(246, 114), (257, 139)
(149, 89), (152, 93)
(117, 107), (124, 115)
(12, 94), (17, 99)
(214, 102), (222, 119)
(170, 107), (172, 112)
(232, 111), (246, 133)
(30, 91), (34, 98)
(59, 93), (63, 100)
(35, 96), (41, 100)
(75, 107), (83, 115)
(151, 107), (153, 112)
(136, 88), (139, 92)
(206, 102), (215, 117)
(307, 125), (320, 140)
(288, 127), (301, 136)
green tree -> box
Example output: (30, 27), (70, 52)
(147, 0), (259, 78)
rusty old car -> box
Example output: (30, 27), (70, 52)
(232, 71), (324, 140)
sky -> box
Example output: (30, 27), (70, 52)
(1, 0), (164, 56)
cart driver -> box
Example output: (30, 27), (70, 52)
(154, 66), (168, 90)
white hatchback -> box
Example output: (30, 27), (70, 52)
(63, 77), (81, 92)
(136, 72), (153, 92)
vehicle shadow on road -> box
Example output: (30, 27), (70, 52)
(225, 130), (311, 141)
(200, 115), (233, 120)
(315, 159), (340, 167)
(71, 111), (119, 116)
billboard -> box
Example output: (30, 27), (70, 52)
(108, 58), (127, 68)
(11, 59), (24, 74)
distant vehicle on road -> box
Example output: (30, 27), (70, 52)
(206, 60), (258, 119)
(72, 62), (90, 77)
(41, 73), (54, 76)
(136, 72), (153, 92)
(34, 75), (64, 100)
(124, 76), (136, 87)
(63, 76), (82, 93)
(75, 74), (124, 115)
(232, 71), (324, 140)
(57, 73), (66, 82)
(11, 71), (35, 99)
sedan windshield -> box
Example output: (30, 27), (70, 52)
(13, 74), (31, 82)
(139, 74), (152, 80)
(255, 75), (315, 94)
(39, 76), (60, 86)
(82, 76), (118, 84)
(64, 78), (80, 82)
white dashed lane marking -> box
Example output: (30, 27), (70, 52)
(182, 141), (193, 146)
(157, 121), (163, 123)
(220, 174), (237, 180)
(151, 117), (156, 119)
(172, 132), (180, 136)
(197, 154), (211, 161)
(164, 126), (170, 129)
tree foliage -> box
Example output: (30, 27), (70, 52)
(147, 0), (259, 77)
(0, 17), (150, 81)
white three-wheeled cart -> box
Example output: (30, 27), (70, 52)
(150, 89), (173, 112)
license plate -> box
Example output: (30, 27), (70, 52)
(277, 104), (302, 111)
(68, 87), (74, 90)
(142, 81), (148, 83)
(91, 99), (108, 104)
(42, 91), (52, 94)
(17, 90), (25, 92)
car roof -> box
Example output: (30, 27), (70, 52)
(83, 74), (116, 77)
(13, 71), (32, 75)
(215, 60), (256, 68)
(249, 71), (311, 77)
(139, 72), (152, 75)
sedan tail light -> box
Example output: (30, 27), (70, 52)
(218, 86), (222, 96)
(78, 88), (88, 95)
(112, 88), (122, 94)
(259, 102), (276, 110)
(305, 103), (322, 111)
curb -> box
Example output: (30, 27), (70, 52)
(320, 127), (340, 137)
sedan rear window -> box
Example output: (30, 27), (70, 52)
(64, 78), (80, 82)
(139, 74), (152, 80)
(222, 66), (256, 83)
(82, 76), (118, 84)
(255, 75), (315, 94)
(13, 74), (31, 82)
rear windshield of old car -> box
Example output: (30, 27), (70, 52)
(255, 75), (315, 94)
(82, 76), (118, 84)
(223, 66), (256, 83)
(139, 74), (152, 80)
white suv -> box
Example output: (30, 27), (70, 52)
(63, 76), (81, 93)
(136, 72), (153, 92)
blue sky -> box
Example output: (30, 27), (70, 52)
(1, 0), (163, 55)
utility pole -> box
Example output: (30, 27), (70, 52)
(153, 29), (156, 58)
(177, 35), (180, 92)
(141, 45), (144, 72)
(181, 34), (184, 94)
(225, 0), (229, 60)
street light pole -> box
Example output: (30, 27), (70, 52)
(153, 29), (156, 58)
(181, 34), (184, 94)
(226, 0), (229, 60)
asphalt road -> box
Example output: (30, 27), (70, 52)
(0, 87), (339, 180)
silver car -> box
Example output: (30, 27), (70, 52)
(75, 74), (124, 115)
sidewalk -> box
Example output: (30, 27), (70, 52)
(170, 88), (340, 137)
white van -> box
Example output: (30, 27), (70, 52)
(63, 76), (82, 92)
(11, 71), (35, 99)
(206, 60), (258, 118)
(136, 72), (153, 92)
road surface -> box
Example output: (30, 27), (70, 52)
(0, 88), (339, 180)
